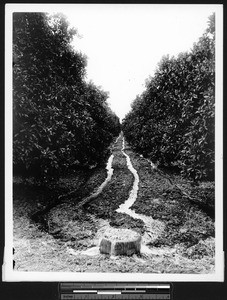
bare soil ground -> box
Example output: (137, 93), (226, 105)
(13, 135), (215, 273)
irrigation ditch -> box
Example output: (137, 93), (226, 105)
(13, 133), (215, 273)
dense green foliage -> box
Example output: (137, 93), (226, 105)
(123, 14), (215, 182)
(13, 12), (121, 182)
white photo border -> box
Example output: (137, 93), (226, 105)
(4, 3), (224, 282)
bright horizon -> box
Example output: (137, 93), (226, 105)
(10, 4), (218, 121)
(61, 5), (216, 121)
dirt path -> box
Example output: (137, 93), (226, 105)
(13, 134), (215, 273)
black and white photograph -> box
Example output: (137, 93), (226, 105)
(4, 3), (223, 281)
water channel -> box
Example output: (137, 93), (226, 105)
(69, 135), (166, 257)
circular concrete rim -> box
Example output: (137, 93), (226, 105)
(99, 228), (142, 256)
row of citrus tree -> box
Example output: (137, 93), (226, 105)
(122, 14), (215, 182)
(13, 12), (121, 183)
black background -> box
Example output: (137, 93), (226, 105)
(1, 1), (226, 299)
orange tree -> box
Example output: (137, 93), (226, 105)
(123, 14), (215, 182)
(13, 12), (120, 183)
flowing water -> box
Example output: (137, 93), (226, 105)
(86, 154), (114, 201)
(116, 137), (139, 213)
(77, 154), (114, 208)
(69, 135), (165, 257)
(77, 135), (121, 208)
(116, 138), (164, 243)
(84, 134), (122, 201)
